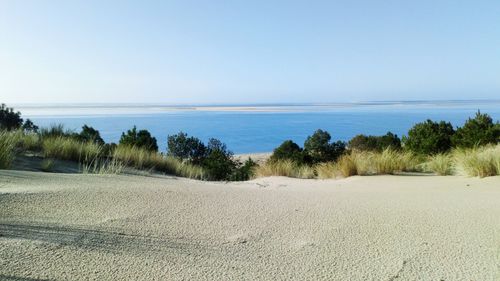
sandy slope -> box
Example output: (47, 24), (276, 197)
(0, 171), (499, 281)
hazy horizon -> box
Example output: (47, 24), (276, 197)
(2, 1), (500, 104)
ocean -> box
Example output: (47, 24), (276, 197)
(17, 101), (500, 154)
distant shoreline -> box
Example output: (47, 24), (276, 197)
(13, 99), (500, 116)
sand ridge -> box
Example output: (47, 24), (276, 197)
(0, 170), (499, 280)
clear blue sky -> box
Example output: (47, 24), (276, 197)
(1, 0), (499, 104)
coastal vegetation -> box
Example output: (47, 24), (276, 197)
(0, 103), (499, 179)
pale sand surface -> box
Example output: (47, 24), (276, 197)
(0, 171), (499, 280)
(234, 152), (271, 164)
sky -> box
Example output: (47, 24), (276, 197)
(1, 0), (499, 104)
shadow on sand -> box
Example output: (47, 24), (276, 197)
(0, 222), (212, 255)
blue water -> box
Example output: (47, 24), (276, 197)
(22, 102), (500, 154)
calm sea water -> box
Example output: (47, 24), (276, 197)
(19, 101), (500, 154)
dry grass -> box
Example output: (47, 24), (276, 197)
(331, 149), (419, 178)
(82, 158), (125, 175)
(453, 144), (500, 177)
(0, 130), (18, 169)
(40, 159), (55, 172)
(256, 160), (315, 179)
(371, 149), (419, 174)
(315, 162), (338, 179)
(255, 149), (421, 179)
(112, 145), (206, 179)
(18, 133), (41, 151)
(42, 136), (102, 162)
(422, 153), (454, 175)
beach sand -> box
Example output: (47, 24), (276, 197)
(0, 170), (499, 280)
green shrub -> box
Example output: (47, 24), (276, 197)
(119, 126), (158, 152)
(231, 158), (257, 181)
(167, 132), (206, 164)
(76, 125), (105, 145)
(202, 138), (237, 181)
(402, 119), (455, 154)
(452, 111), (500, 148)
(0, 104), (23, 131)
(348, 132), (401, 152)
(22, 119), (39, 133)
(269, 140), (306, 164)
(303, 129), (346, 164)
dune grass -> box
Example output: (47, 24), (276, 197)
(40, 159), (55, 172)
(42, 136), (102, 162)
(315, 162), (337, 179)
(18, 132), (41, 151)
(0, 130), (19, 169)
(257, 149), (421, 179)
(112, 145), (206, 179)
(256, 159), (315, 179)
(422, 153), (454, 175)
(82, 158), (125, 174)
(453, 144), (500, 177)
(319, 149), (419, 178)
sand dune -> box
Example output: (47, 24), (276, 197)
(0, 170), (499, 280)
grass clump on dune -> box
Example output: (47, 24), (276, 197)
(324, 149), (419, 178)
(113, 145), (206, 179)
(422, 153), (454, 175)
(453, 144), (500, 177)
(0, 130), (18, 169)
(371, 149), (419, 174)
(82, 158), (124, 175)
(256, 159), (315, 179)
(315, 162), (337, 179)
(42, 136), (102, 162)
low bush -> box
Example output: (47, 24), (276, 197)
(348, 132), (401, 152)
(402, 120), (455, 155)
(119, 126), (158, 152)
(167, 132), (206, 165)
(202, 138), (237, 181)
(452, 111), (500, 148)
(269, 140), (307, 164)
(22, 119), (39, 133)
(304, 129), (346, 163)
(0, 104), (23, 131)
(76, 125), (105, 145)
(231, 158), (257, 181)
